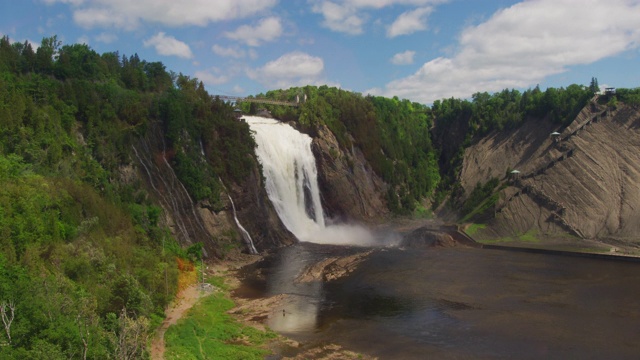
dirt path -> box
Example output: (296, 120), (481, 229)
(150, 252), (261, 360)
(150, 284), (207, 360)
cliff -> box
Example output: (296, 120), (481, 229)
(130, 122), (295, 258)
(312, 124), (389, 223)
(459, 99), (640, 248)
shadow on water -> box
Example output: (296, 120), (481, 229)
(238, 243), (640, 359)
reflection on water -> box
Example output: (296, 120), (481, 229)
(241, 243), (366, 335)
(239, 244), (640, 359)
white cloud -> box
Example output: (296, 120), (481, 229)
(232, 85), (245, 94)
(312, 0), (444, 34)
(224, 17), (283, 47)
(195, 68), (230, 85)
(45, 0), (277, 29)
(77, 35), (90, 44)
(390, 50), (415, 65)
(387, 6), (432, 37)
(212, 44), (246, 58)
(312, 1), (365, 35)
(345, 0), (442, 7)
(377, 0), (640, 104)
(42, 0), (84, 5)
(73, 7), (137, 30)
(95, 32), (117, 44)
(248, 51), (327, 88)
(143, 32), (193, 59)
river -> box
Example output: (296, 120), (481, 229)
(237, 243), (640, 359)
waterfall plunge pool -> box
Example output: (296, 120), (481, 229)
(236, 243), (640, 359)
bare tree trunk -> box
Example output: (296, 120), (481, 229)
(0, 300), (15, 345)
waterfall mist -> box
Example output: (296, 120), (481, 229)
(246, 116), (390, 246)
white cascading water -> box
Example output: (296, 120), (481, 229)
(226, 193), (258, 255)
(246, 116), (376, 246)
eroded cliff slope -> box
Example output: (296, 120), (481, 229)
(460, 99), (640, 247)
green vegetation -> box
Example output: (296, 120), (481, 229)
(460, 178), (500, 221)
(478, 229), (541, 244)
(164, 279), (276, 360)
(615, 87), (640, 105)
(465, 223), (487, 236)
(0, 35), (258, 358)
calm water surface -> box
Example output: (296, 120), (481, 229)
(237, 243), (640, 359)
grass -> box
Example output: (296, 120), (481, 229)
(465, 223), (486, 236)
(460, 193), (499, 223)
(164, 276), (277, 360)
(477, 229), (542, 245)
(413, 203), (433, 219)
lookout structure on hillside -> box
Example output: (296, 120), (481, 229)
(215, 93), (306, 108)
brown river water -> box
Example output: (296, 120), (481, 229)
(237, 243), (640, 359)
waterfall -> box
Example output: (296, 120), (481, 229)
(246, 116), (377, 246)
(226, 193), (258, 255)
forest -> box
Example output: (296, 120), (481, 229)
(0, 35), (255, 358)
(1, 35), (638, 358)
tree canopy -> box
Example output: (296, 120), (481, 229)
(0, 35), (256, 358)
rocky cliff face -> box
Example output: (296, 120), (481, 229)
(459, 99), (640, 247)
(129, 123), (294, 258)
(312, 124), (389, 223)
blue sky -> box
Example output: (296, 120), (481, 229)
(1, 0), (639, 104)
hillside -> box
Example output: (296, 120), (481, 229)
(459, 98), (640, 251)
(0, 36), (296, 358)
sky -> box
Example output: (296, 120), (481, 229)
(1, 0), (639, 104)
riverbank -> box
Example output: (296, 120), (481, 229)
(154, 250), (377, 359)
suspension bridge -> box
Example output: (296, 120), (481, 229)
(214, 94), (306, 107)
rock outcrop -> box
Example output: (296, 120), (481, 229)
(400, 225), (480, 248)
(312, 124), (389, 222)
(130, 123), (294, 258)
(459, 99), (640, 246)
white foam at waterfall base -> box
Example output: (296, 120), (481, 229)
(245, 116), (379, 246)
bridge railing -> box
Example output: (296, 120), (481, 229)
(215, 95), (300, 107)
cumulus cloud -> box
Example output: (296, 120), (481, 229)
(390, 50), (415, 65)
(387, 7), (432, 37)
(195, 68), (230, 85)
(77, 35), (90, 44)
(248, 52), (327, 88)
(312, 1), (365, 35)
(312, 0), (444, 34)
(376, 0), (640, 104)
(232, 85), (245, 94)
(224, 17), (283, 47)
(212, 44), (246, 59)
(143, 32), (193, 59)
(45, 0), (277, 29)
(42, 0), (84, 5)
(95, 32), (117, 43)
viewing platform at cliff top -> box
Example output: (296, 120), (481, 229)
(215, 95), (304, 107)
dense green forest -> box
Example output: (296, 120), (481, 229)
(0, 35), (255, 358)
